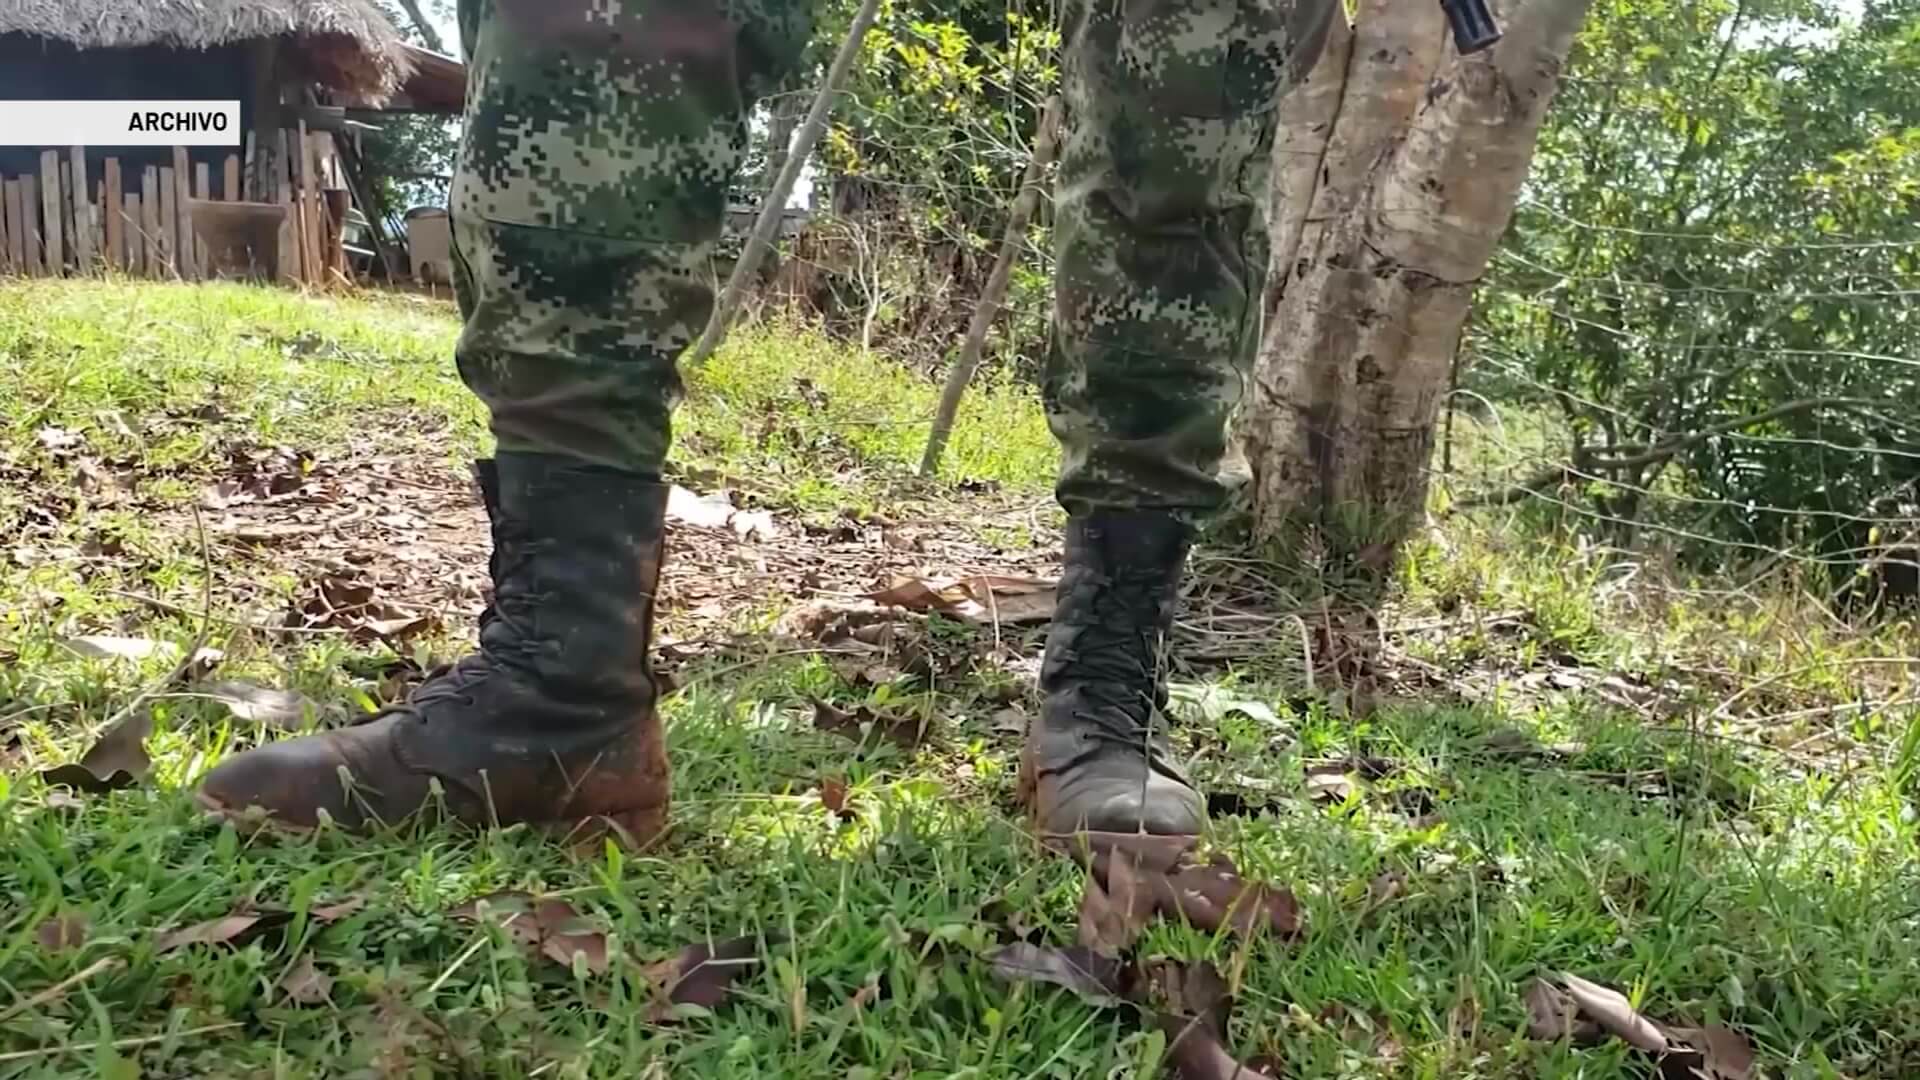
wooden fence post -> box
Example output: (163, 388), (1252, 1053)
(21, 172), (42, 275)
(39, 151), (63, 274)
(172, 147), (195, 279)
(103, 158), (123, 271)
(69, 147), (95, 272)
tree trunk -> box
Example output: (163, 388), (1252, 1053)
(1238, 0), (1594, 589)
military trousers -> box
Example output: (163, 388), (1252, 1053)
(451, 0), (1336, 515)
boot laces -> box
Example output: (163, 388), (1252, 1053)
(389, 519), (542, 717)
(1063, 565), (1173, 747)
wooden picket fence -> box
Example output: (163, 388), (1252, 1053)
(0, 125), (348, 286)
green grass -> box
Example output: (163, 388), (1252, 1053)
(3, 279), (1919, 1077)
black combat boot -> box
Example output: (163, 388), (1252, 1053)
(197, 452), (672, 847)
(1022, 511), (1206, 835)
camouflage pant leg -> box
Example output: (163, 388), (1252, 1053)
(1045, 0), (1337, 517)
(450, 0), (814, 474)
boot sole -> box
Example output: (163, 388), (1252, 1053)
(194, 790), (670, 852)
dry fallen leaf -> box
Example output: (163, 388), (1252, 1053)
(987, 943), (1126, 1007)
(644, 935), (766, 1022)
(36, 913), (90, 953)
(155, 910), (293, 953)
(202, 681), (320, 731)
(863, 575), (1057, 626)
(1523, 977), (1603, 1044)
(279, 953), (335, 1004)
(451, 891), (611, 976)
(1527, 973), (1756, 1080)
(61, 635), (173, 662)
(819, 777), (854, 820)
(1150, 859), (1301, 941)
(311, 897), (367, 924)
(1080, 850), (1153, 955)
(40, 710), (152, 793)
(811, 699), (929, 750)
(1557, 972), (1671, 1054)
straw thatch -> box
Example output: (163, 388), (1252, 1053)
(0, 0), (414, 101)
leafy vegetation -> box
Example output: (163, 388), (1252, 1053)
(1469, 0), (1920, 569)
(1, 280), (1917, 1077)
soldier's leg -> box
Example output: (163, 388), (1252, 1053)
(1026, 0), (1338, 835)
(197, 0), (815, 844)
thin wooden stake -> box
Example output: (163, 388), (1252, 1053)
(0, 178), (11, 273)
(172, 147), (195, 279)
(69, 146), (94, 271)
(299, 121), (322, 286)
(194, 160), (211, 275)
(157, 165), (176, 277)
(103, 158), (123, 271)
(39, 150), (63, 274)
(127, 191), (145, 275)
(21, 172), (42, 275)
(141, 167), (160, 278)
(921, 96), (1064, 477)
(224, 154), (240, 201)
(684, 0), (882, 371)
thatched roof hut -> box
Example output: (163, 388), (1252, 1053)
(0, 0), (414, 102)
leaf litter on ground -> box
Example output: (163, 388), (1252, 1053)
(35, 913), (89, 953)
(155, 909), (295, 953)
(642, 935), (771, 1023)
(200, 680), (326, 731)
(863, 574), (1057, 626)
(39, 709), (152, 793)
(450, 892), (611, 976)
(1524, 972), (1755, 1080)
(278, 953), (335, 1005)
(811, 699), (929, 750)
(989, 831), (1302, 1077)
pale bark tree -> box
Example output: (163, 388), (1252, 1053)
(1237, 0), (1595, 592)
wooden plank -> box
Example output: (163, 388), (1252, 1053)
(58, 160), (74, 270)
(126, 192), (145, 276)
(69, 147), (94, 271)
(103, 159), (123, 271)
(195, 160), (211, 275)
(0, 177), (11, 273)
(21, 172), (42, 275)
(224, 155), (241, 202)
(156, 166), (175, 276)
(298, 121), (321, 286)
(39, 151), (63, 274)
(286, 129), (309, 284)
(140, 168), (159, 277)
(172, 147), (195, 279)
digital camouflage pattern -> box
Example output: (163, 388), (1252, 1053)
(451, 0), (1336, 513)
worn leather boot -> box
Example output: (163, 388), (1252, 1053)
(1022, 511), (1207, 835)
(196, 452), (672, 847)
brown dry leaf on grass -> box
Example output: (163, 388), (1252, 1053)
(39, 709), (151, 793)
(450, 892), (611, 975)
(811, 699), (930, 750)
(643, 936), (767, 1023)
(289, 573), (439, 643)
(36, 913), (89, 952)
(819, 777), (855, 820)
(987, 943), (1127, 1007)
(1046, 833), (1300, 944)
(156, 910), (294, 953)
(1524, 973), (1755, 1080)
(1142, 959), (1279, 1080)
(279, 953), (336, 1005)
(202, 680), (325, 731)
(864, 575), (1057, 626)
